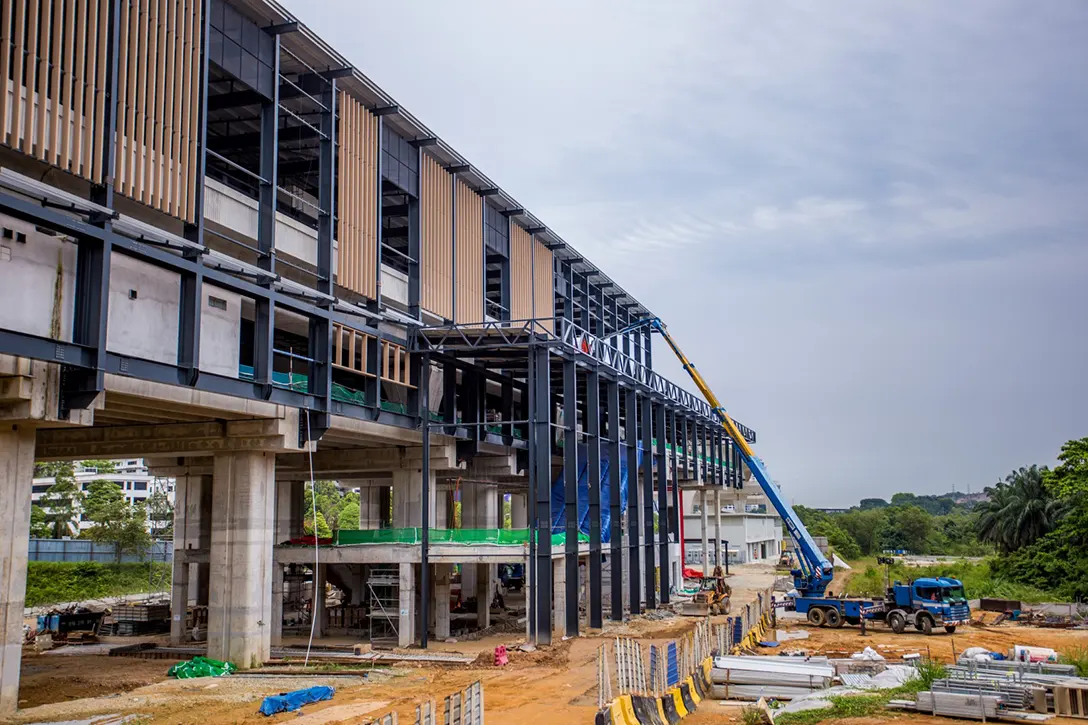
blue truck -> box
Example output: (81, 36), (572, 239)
(613, 317), (971, 637)
(792, 576), (972, 634)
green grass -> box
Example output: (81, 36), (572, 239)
(844, 559), (1056, 602)
(1060, 645), (1088, 677)
(25, 561), (171, 607)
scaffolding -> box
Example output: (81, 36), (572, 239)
(367, 565), (401, 648)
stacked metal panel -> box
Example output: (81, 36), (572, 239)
(916, 691), (1002, 720)
(709, 656), (834, 701)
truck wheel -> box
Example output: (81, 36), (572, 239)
(919, 615), (934, 635)
(825, 608), (844, 628)
(944, 625), (957, 634)
(887, 610), (906, 634)
(807, 608), (826, 627)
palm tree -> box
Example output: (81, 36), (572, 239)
(976, 466), (1065, 553)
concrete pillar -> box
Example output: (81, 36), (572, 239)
(0, 425), (35, 715)
(475, 563), (491, 629)
(275, 480), (302, 544)
(207, 451), (276, 669)
(714, 489), (723, 569)
(700, 489), (710, 576)
(270, 564), (284, 647)
(313, 563), (327, 639)
(170, 559), (190, 645)
(398, 562), (415, 647)
(358, 485), (384, 529)
(553, 557), (566, 635)
(350, 565), (365, 606)
(510, 493), (528, 529)
(392, 469), (436, 528)
(434, 564), (451, 640)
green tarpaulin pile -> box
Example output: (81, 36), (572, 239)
(168, 656), (237, 679)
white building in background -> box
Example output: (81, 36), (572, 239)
(31, 459), (175, 532)
(682, 490), (783, 567)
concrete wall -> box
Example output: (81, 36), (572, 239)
(204, 178), (338, 273)
(106, 256), (241, 376)
(0, 216), (77, 340)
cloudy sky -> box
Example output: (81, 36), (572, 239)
(283, 1), (1088, 506)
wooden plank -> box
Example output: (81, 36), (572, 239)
(0, 0), (12, 145)
(34, 0), (51, 159)
(454, 179), (483, 324)
(57, 0), (75, 166)
(48, 0), (65, 163)
(80, 0), (98, 179)
(10, 0), (27, 148)
(533, 239), (554, 333)
(146, 0), (165, 207)
(20, 0), (38, 154)
(168, 0), (184, 214)
(132, 0), (148, 201)
(509, 222), (532, 322)
(91, 0), (108, 182)
(115, 0), (132, 192)
(69, 0), (86, 175)
(184, 0), (199, 221)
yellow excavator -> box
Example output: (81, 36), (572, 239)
(681, 566), (731, 616)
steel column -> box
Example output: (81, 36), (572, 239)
(586, 366), (602, 629)
(625, 388), (640, 615)
(253, 33), (281, 395)
(420, 355), (431, 647)
(655, 401), (669, 603)
(607, 378), (623, 621)
(531, 345), (552, 643)
(562, 357), (579, 636)
(641, 395), (656, 610)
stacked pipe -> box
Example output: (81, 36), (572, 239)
(708, 655), (834, 701)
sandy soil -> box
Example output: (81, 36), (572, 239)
(12, 563), (1085, 725)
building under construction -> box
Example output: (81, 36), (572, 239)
(0, 0), (758, 713)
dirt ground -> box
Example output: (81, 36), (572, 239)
(11, 564), (1087, 725)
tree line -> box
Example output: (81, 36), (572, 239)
(795, 436), (1088, 601)
(31, 461), (174, 561)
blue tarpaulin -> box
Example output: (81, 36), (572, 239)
(259, 686), (334, 716)
(550, 445), (643, 542)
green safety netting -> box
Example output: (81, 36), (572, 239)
(333, 528), (588, 547)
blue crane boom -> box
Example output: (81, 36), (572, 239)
(610, 317), (834, 596)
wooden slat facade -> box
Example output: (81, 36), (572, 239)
(453, 177), (483, 324)
(0, 0), (200, 221)
(509, 222), (533, 322)
(419, 153), (452, 320)
(336, 91), (379, 300)
(533, 238), (554, 332)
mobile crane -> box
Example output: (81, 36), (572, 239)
(612, 317), (970, 634)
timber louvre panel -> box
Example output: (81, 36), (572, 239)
(533, 239), (554, 333)
(454, 177), (483, 324)
(0, 0), (200, 219)
(509, 222), (532, 322)
(336, 91), (379, 300)
(419, 153), (453, 320)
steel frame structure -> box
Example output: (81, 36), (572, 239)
(0, 0), (757, 648)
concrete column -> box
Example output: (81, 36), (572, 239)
(510, 493), (528, 529)
(714, 489), (723, 569)
(700, 489), (710, 576)
(392, 469), (436, 528)
(475, 563), (491, 629)
(553, 557), (566, 635)
(313, 564), (327, 639)
(434, 564), (451, 640)
(275, 480), (302, 544)
(350, 565), (365, 606)
(0, 425), (35, 715)
(398, 562), (415, 647)
(207, 451), (276, 669)
(170, 560), (190, 645)
(358, 485), (384, 529)
(270, 564), (284, 647)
